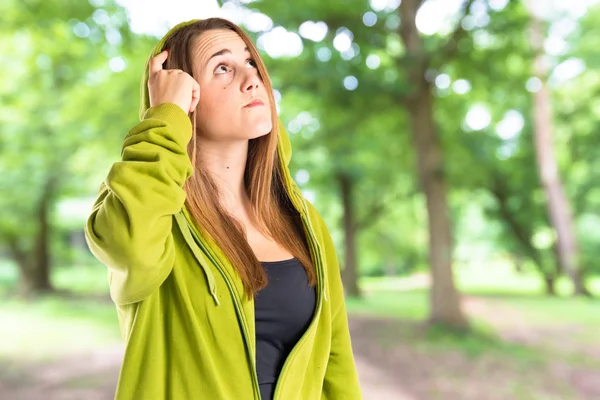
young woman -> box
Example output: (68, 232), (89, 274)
(85, 18), (362, 400)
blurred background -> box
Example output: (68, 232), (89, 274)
(1, 0), (599, 399)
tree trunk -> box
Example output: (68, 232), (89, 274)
(513, 254), (524, 274)
(338, 173), (362, 298)
(399, 0), (467, 328)
(11, 178), (56, 296)
(541, 243), (563, 297)
(543, 275), (557, 296)
(33, 179), (53, 291)
(527, 2), (590, 297)
(490, 176), (559, 295)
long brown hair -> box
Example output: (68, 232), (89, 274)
(161, 18), (315, 298)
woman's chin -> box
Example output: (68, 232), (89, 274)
(247, 120), (273, 139)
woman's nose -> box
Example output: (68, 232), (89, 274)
(242, 70), (260, 92)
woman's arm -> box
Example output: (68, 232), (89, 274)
(84, 103), (193, 305)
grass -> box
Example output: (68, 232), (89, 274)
(0, 295), (121, 362)
(347, 285), (600, 328)
(348, 266), (600, 399)
(357, 259), (600, 325)
(361, 260), (600, 298)
(345, 287), (584, 360)
(345, 289), (428, 320)
(0, 260), (120, 362)
(493, 295), (600, 326)
(415, 322), (545, 361)
(1, 259), (599, 399)
(1, 258), (599, 364)
(348, 262), (600, 372)
(456, 263), (600, 298)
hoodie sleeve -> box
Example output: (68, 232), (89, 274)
(84, 103), (193, 305)
(308, 205), (362, 399)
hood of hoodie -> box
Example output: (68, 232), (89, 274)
(138, 19), (294, 172)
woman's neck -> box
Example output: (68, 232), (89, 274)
(195, 137), (252, 219)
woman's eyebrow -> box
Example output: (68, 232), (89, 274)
(206, 47), (250, 67)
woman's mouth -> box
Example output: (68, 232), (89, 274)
(243, 99), (264, 108)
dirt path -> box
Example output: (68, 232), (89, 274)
(0, 345), (121, 400)
(1, 303), (598, 400)
(351, 313), (600, 400)
(0, 336), (411, 400)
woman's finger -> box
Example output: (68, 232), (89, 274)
(149, 50), (168, 76)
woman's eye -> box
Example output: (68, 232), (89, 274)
(215, 64), (229, 74)
(214, 59), (256, 74)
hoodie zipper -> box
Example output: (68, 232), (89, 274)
(272, 194), (327, 400)
(182, 218), (262, 400)
(179, 189), (326, 400)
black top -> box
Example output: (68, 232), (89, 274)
(255, 257), (316, 400)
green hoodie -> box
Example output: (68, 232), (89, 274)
(84, 20), (362, 400)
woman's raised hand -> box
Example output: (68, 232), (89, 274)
(148, 50), (201, 114)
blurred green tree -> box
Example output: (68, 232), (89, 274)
(243, 0), (415, 299)
(0, 0), (147, 295)
(247, 0), (488, 327)
(557, 4), (600, 283)
(525, 0), (590, 296)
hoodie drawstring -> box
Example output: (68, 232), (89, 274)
(174, 212), (220, 306)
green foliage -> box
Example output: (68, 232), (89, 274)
(555, 6), (600, 274)
(248, 0), (420, 272)
(2, 0), (600, 293)
(0, 294), (120, 361)
(0, 0), (155, 271)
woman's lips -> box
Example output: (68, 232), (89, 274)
(244, 99), (264, 108)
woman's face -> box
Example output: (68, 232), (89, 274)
(192, 29), (272, 141)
